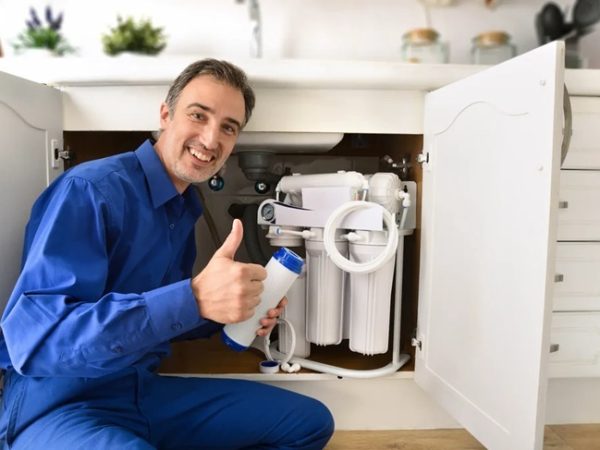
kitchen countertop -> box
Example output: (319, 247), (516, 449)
(1, 56), (599, 95)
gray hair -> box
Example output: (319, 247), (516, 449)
(153, 58), (255, 140)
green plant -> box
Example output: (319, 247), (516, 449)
(13, 6), (74, 55)
(102, 16), (167, 56)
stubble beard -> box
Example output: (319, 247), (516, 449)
(172, 156), (220, 185)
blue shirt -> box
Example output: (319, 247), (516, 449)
(0, 140), (221, 377)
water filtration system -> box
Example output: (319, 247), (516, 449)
(254, 171), (417, 378)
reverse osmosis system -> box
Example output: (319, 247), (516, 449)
(248, 170), (417, 378)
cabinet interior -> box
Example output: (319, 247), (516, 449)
(63, 131), (423, 375)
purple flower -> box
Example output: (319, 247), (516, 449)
(44, 5), (54, 26)
(50, 12), (63, 31)
(45, 5), (53, 24)
(29, 7), (41, 28)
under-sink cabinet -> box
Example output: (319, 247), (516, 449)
(1, 42), (600, 449)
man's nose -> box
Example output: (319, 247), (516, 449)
(200, 124), (219, 151)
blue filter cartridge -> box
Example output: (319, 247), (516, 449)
(222, 247), (304, 351)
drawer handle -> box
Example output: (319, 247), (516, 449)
(558, 201), (569, 209)
(550, 343), (560, 353)
(554, 274), (564, 282)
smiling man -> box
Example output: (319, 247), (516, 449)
(0, 59), (334, 450)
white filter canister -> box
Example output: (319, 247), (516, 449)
(222, 248), (304, 351)
(278, 272), (311, 358)
(305, 238), (347, 346)
(348, 237), (396, 355)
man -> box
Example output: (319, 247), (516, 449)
(0, 59), (334, 449)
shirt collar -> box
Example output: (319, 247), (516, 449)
(134, 139), (203, 218)
(135, 139), (179, 209)
(183, 185), (203, 218)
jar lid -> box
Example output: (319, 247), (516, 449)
(259, 360), (280, 374)
(403, 28), (439, 45)
(473, 31), (511, 47)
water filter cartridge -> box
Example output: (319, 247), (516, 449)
(222, 247), (304, 351)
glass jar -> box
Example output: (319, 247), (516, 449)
(471, 31), (516, 65)
(401, 28), (448, 64)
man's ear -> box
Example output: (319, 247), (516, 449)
(159, 102), (171, 128)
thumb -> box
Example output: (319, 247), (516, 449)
(214, 219), (243, 260)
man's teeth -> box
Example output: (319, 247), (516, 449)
(188, 147), (214, 162)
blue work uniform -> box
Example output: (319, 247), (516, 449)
(0, 140), (334, 449)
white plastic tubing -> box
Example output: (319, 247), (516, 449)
(323, 201), (398, 274)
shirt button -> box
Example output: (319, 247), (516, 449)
(169, 223), (175, 230)
(171, 322), (183, 331)
(111, 345), (124, 354)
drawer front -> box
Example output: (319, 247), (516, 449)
(554, 243), (600, 311)
(557, 170), (600, 241)
(562, 97), (600, 170)
(548, 312), (600, 378)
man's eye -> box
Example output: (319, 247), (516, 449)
(190, 113), (205, 121)
(223, 125), (237, 135)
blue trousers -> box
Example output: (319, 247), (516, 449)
(0, 368), (334, 449)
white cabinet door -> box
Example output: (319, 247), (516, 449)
(415, 42), (565, 450)
(557, 170), (600, 240)
(548, 312), (600, 378)
(553, 243), (600, 311)
(0, 71), (63, 312)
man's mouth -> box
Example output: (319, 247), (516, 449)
(187, 146), (216, 163)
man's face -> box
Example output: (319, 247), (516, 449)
(155, 75), (246, 193)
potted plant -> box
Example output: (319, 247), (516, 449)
(102, 16), (167, 56)
(13, 6), (74, 56)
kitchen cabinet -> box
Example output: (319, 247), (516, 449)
(1, 41), (599, 449)
(550, 97), (600, 379)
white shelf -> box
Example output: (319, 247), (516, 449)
(0, 56), (598, 95)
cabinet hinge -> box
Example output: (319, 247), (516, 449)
(411, 337), (422, 351)
(554, 274), (564, 283)
(558, 200), (569, 209)
(54, 147), (74, 161)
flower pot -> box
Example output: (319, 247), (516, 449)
(18, 48), (55, 58)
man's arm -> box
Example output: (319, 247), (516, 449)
(1, 177), (207, 377)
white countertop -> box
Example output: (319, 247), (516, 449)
(1, 56), (599, 95)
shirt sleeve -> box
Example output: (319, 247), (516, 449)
(1, 176), (210, 378)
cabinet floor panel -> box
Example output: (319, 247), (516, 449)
(326, 424), (600, 450)
(159, 333), (412, 375)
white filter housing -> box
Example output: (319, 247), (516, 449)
(348, 232), (397, 355)
(277, 171), (366, 195)
(306, 237), (347, 346)
(367, 172), (402, 214)
(278, 272), (311, 358)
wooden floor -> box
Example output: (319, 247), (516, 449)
(326, 424), (600, 449)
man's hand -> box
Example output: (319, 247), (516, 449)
(192, 219), (267, 324)
(257, 297), (288, 337)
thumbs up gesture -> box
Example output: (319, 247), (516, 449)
(192, 219), (268, 324)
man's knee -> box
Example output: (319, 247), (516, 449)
(296, 397), (335, 448)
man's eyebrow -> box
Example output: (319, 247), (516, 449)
(186, 102), (212, 112)
(186, 102), (243, 130)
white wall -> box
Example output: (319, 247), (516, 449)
(1, 0), (599, 66)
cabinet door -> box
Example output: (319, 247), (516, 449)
(414, 42), (565, 450)
(557, 170), (600, 240)
(0, 71), (63, 311)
